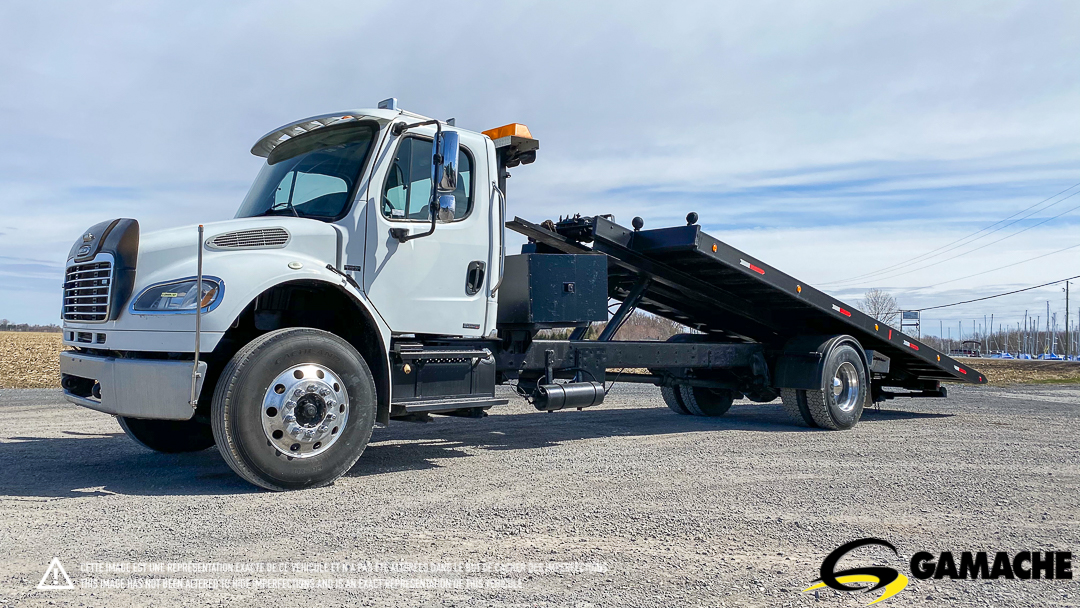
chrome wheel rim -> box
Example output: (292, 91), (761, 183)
(832, 361), (860, 413)
(260, 363), (349, 458)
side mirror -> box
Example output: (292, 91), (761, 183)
(392, 126), (459, 242)
(432, 130), (459, 194)
(437, 194), (456, 223)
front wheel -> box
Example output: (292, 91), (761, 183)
(212, 328), (377, 491)
(118, 416), (215, 453)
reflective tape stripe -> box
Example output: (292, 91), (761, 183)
(739, 259), (765, 275)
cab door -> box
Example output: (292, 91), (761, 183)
(363, 130), (491, 336)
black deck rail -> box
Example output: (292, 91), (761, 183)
(507, 215), (986, 387)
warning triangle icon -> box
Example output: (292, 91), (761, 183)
(37, 557), (74, 590)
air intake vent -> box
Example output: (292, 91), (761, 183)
(208, 227), (290, 250)
(63, 258), (113, 322)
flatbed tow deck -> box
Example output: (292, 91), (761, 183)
(494, 213), (985, 428)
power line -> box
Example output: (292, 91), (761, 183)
(819, 179), (1080, 285)
(828, 191), (1080, 285)
(825, 186), (1080, 286)
(908, 241), (1080, 291)
(915, 274), (1080, 311)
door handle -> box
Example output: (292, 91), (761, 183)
(465, 261), (485, 296)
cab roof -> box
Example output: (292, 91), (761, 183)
(251, 107), (442, 158)
(251, 106), (538, 161)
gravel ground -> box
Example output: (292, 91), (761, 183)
(0, 384), (1076, 607)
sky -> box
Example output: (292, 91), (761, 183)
(1, 0), (1078, 342)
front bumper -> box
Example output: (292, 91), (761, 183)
(59, 351), (206, 420)
(61, 328), (224, 353)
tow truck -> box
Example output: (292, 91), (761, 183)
(58, 99), (986, 490)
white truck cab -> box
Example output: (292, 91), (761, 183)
(59, 101), (539, 488)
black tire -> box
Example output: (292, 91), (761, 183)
(779, 388), (818, 427)
(805, 343), (867, 430)
(660, 386), (691, 415)
(679, 386), (734, 417)
(117, 416), (216, 453)
(211, 328), (377, 491)
(743, 387), (779, 403)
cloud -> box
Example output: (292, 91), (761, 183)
(0, 0), (1078, 332)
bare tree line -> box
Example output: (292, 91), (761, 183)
(540, 309), (687, 341)
(856, 288), (900, 326)
(0, 320), (62, 333)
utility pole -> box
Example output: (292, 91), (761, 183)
(1065, 281), (1070, 360)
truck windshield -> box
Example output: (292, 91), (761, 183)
(235, 123), (376, 221)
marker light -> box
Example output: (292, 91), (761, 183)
(482, 123), (533, 140)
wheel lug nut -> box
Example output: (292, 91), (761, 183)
(319, 388), (330, 397)
(293, 389), (304, 398)
(290, 427), (301, 436)
(306, 385), (317, 393)
(326, 413), (336, 421)
(304, 429), (315, 438)
(318, 425), (329, 432)
(283, 415), (296, 423)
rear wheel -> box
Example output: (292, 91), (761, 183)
(780, 389), (818, 427)
(679, 386), (734, 417)
(118, 417), (215, 453)
(212, 328), (377, 491)
(743, 387), (779, 403)
(805, 343), (867, 430)
(660, 386), (690, 415)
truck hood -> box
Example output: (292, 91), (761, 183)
(62, 214), (352, 343)
(137, 216), (341, 280)
(118, 215), (343, 329)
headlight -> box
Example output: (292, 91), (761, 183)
(131, 277), (224, 313)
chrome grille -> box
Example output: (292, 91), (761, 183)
(209, 227), (289, 249)
(63, 259), (113, 322)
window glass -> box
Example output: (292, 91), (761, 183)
(381, 136), (473, 221)
(454, 152), (472, 220)
(270, 172), (349, 217)
(406, 141), (433, 219)
(381, 138), (410, 219)
(236, 123), (374, 220)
